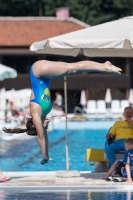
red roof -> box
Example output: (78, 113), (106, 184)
(0, 17), (89, 46)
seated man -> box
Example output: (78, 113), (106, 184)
(105, 107), (133, 166)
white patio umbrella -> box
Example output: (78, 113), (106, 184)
(30, 16), (133, 57)
(105, 88), (112, 108)
(0, 64), (17, 80)
(128, 88), (133, 107)
(80, 90), (87, 107)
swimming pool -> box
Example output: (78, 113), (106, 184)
(0, 121), (115, 172)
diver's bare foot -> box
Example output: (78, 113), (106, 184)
(104, 61), (122, 74)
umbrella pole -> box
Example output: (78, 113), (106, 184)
(64, 76), (69, 171)
(56, 78), (80, 177)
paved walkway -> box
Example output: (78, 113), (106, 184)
(0, 172), (133, 190)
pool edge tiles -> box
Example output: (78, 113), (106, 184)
(1, 185), (133, 191)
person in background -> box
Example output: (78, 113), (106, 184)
(103, 138), (133, 183)
(53, 92), (64, 111)
(3, 60), (122, 165)
(10, 101), (19, 116)
(0, 170), (10, 182)
(105, 107), (133, 166)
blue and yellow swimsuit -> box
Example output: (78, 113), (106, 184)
(30, 65), (52, 116)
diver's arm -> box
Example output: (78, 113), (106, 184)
(44, 128), (49, 158)
(32, 115), (47, 159)
(33, 60), (122, 79)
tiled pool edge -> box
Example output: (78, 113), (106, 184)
(0, 186), (133, 191)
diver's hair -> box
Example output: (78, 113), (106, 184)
(3, 118), (37, 136)
(125, 138), (133, 145)
(3, 127), (27, 133)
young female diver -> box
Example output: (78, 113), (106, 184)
(3, 60), (122, 165)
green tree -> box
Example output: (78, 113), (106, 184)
(0, 0), (133, 25)
(42, 0), (68, 16)
(69, 0), (133, 25)
(0, 0), (38, 16)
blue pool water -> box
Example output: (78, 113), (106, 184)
(0, 121), (114, 172)
(0, 190), (133, 200)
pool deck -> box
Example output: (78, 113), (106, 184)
(1, 171), (133, 190)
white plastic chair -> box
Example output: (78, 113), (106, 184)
(97, 100), (106, 114)
(86, 100), (97, 113)
(84, 100), (97, 118)
(110, 100), (121, 118)
(120, 100), (129, 113)
(96, 100), (107, 119)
